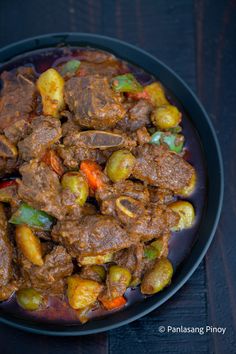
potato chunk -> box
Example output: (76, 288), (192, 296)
(144, 82), (169, 107)
(67, 275), (102, 309)
(37, 68), (65, 117)
(79, 253), (113, 266)
(15, 225), (44, 266)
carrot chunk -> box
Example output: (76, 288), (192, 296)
(100, 296), (127, 310)
(80, 160), (104, 190)
(42, 150), (64, 176)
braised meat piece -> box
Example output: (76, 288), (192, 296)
(52, 214), (137, 258)
(96, 180), (149, 205)
(18, 116), (62, 161)
(77, 49), (121, 64)
(114, 243), (144, 283)
(0, 67), (36, 131)
(4, 119), (30, 144)
(116, 100), (152, 132)
(18, 160), (64, 219)
(73, 49), (128, 78)
(129, 204), (179, 241)
(148, 187), (174, 204)
(61, 116), (79, 137)
(0, 204), (13, 287)
(0, 204), (20, 301)
(0, 156), (19, 177)
(78, 61), (126, 78)
(133, 143), (194, 191)
(96, 180), (149, 224)
(58, 129), (136, 169)
(57, 144), (106, 169)
(64, 75), (126, 129)
(19, 246), (73, 296)
(80, 266), (104, 283)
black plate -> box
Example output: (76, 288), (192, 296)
(0, 33), (224, 336)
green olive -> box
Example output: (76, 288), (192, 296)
(109, 265), (131, 286)
(169, 200), (195, 231)
(61, 171), (89, 206)
(16, 288), (43, 311)
(151, 105), (181, 130)
(141, 258), (173, 294)
(108, 265), (131, 298)
(105, 150), (136, 182)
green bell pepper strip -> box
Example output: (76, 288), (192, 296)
(150, 131), (184, 153)
(61, 59), (81, 76)
(9, 203), (54, 230)
(111, 73), (143, 93)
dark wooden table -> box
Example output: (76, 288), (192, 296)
(0, 1), (235, 353)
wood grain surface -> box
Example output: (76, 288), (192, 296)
(0, 1), (235, 353)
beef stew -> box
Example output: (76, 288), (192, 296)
(0, 47), (206, 324)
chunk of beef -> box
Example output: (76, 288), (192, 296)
(52, 214), (137, 258)
(0, 183), (21, 210)
(101, 273), (127, 301)
(80, 266), (104, 283)
(0, 204), (21, 301)
(18, 160), (64, 219)
(129, 204), (179, 241)
(64, 75), (126, 129)
(133, 144), (194, 191)
(77, 61), (127, 78)
(58, 129), (135, 169)
(61, 188), (97, 221)
(4, 119), (31, 144)
(19, 246), (73, 296)
(18, 116), (62, 161)
(0, 204), (13, 287)
(96, 180), (149, 223)
(116, 100), (152, 132)
(77, 49), (121, 64)
(96, 180), (149, 205)
(114, 243), (144, 283)
(0, 156), (19, 177)
(148, 187), (174, 204)
(0, 67), (36, 131)
(57, 144), (106, 169)
(61, 116), (80, 137)
(71, 49), (128, 77)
